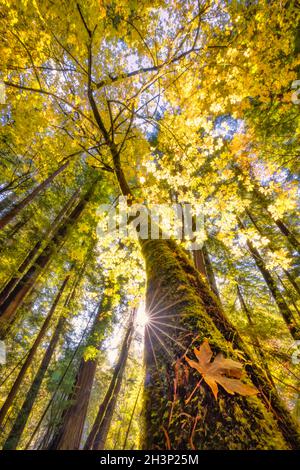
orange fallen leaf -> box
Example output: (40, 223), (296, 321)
(185, 339), (259, 400)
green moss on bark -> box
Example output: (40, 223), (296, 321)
(140, 238), (300, 450)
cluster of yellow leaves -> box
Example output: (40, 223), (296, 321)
(83, 345), (99, 362)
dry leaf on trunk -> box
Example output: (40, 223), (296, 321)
(185, 339), (259, 400)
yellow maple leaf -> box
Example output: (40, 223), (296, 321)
(185, 339), (258, 400)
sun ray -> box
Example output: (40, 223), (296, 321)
(145, 326), (159, 370)
(147, 323), (174, 359)
(149, 318), (189, 332)
(148, 298), (186, 318)
(147, 284), (174, 315)
(149, 323), (187, 351)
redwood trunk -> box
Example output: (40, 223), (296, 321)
(84, 311), (135, 450)
(49, 293), (115, 450)
(0, 182), (96, 338)
(0, 189), (79, 306)
(4, 265), (89, 449)
(0, 275), (70, 428)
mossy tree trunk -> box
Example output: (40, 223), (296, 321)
(141, 238), (300, 450)
(87, 79), (300, 450)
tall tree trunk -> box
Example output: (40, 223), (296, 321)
(238, 218), (300, 340)
(30, 257), (92, 450)
(193, 245), (220, 301)
(193, 248), (206, 277)
(237, 167), (300, 254)
(84, 310), (135, 450)
(0, 189), (80, 306)
(237, 285), (275, 386)
(48, 291), (115, 450)
(0, 275), (70, 429)
(0, 216), (29, 249)
(89, 88), (300, 450)
(0, 162), (69, 230)
(1, 269), (86, 450)
(0, 181), (97, 338)
(276, 274), (300, 318)
(0, 194), (14, 213)
(246, 209), (300, 297)
(274, 219), (300, 253)
(141, 238), (300, 449)
(246, 207), (300, 254)
(202, 245), (221, 301)
(3, 319), (65, 450)
(122, 381), (142, 449)
(283, 268), (300, 297)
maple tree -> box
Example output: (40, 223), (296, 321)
(0, 0), (299, 452)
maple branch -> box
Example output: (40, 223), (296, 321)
(4, 81), (95, 127)
(95, 47), (201, 89)
(50, 30), (89, 76)
(122, 18), (156, 66)
(11, 31), (42, 89)
(76, 3), (92, 38)
(86, 42), (133, 198)
(118, 105), (135, 155)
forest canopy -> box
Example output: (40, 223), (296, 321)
(0, 0), (300, 451)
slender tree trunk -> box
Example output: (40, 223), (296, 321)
(29, 260), (91, 450)
(238, 167), (300, 254)
(1, 273), (78, 450)
(141, 238), (300, 449)
(246, 207), (300, 254)
(274, 219), (300, 253)
(122, 381), (142, 449)
(0, 189), (80, 306)
(193, 245), (220, 302)
(246, 209), (300, 301)
(202, 245), (221, 301)
(2, 317), (66, 449)
(238, 221), (300, 340)
(0, 182), (96, 338)
(84, 310), (135, 450)
(48, 292), (114, 450)
(0, 275), (70, 429)
(0, 161), (69, 230)
(237, 285), (275, 386)
(0, 217), (29, 249)
(284, 268), (300, 297)
(276, 275), (300, 318)
(0, 194), (14, 213)
(92, 360), (124, 450)
(193, 249), (206, 277)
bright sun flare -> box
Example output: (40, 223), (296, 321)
(136, 301), (149, 329)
